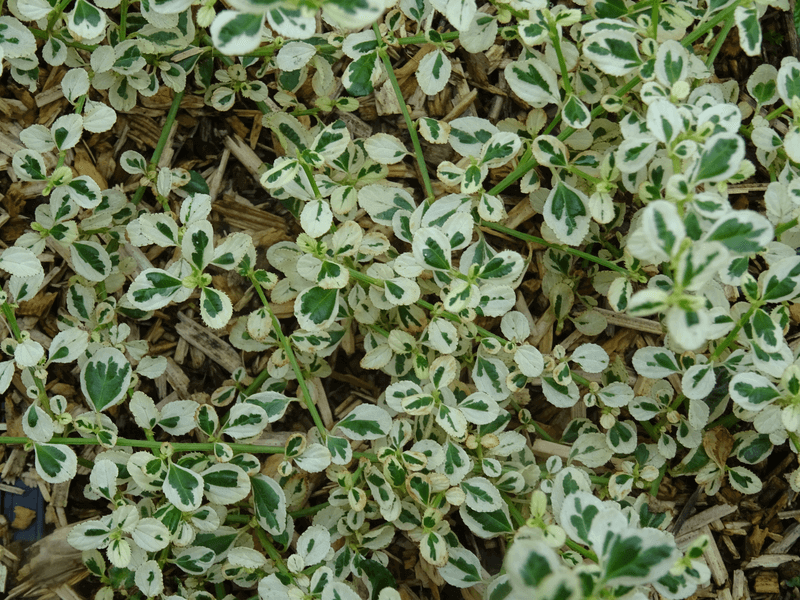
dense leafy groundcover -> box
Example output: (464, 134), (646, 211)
(1, 0), (800, 597)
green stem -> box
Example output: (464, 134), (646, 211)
(1, 302), (22, 340)
(704, 16), (735, 68)
(530, 421), (557, 443)
(369, 323), (392, 339)
(353, 451), (378, 461)
(627, 0), (658, 14)
(226, 501), (330, 524)
(741, 104), (791, 138)
(649, 463), (668, 497)
(345, 268), (505, 343)
(290, 107), (323, 118)
(46, 0), (72, 36)
(565, 539), (599, 563)
(640, 419), (658, 441)
(221, 31), (461, 59)
(653, 394), (687, 435)
(248, 275), (328, 439)
(300, 162), (323, 199)
(709, 301), (761, 361)
(373, 23), (435, 202)
(30, 28), (98, 51)
(157, 546), (171, 570)
(0, 436), (284, 453)
(502, 492), (526, 527)
(289, 501), (330, 518)
(132, 91), (185, 206)
(764, 104), (790, 122)
(776, 218), (798, 238)
(225, 514), (252, 524)
(650, 0), (660, 39)
(97, 280), (107, 302)
(569, 166), (601, 185)
(683, 2), (745, 47)
(487, 149), (533, 196)
(533, 0), (742, 154)
(506, 495), (599, 562)
(479, 221), (629, 275)
(32, 378), (51, 416)
(244, 366), (274, 397)
(570, 372), (591, 387)
(549, 24), (572, 96)
(706, 412), (738, 430)
(119, 0), (129, 40)
(254, 527), (290, 576)
(396, 31), (460, 45)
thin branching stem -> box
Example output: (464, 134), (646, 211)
(397, 31), (459, 45)
(119, 0), (129, 40)
(627, 0), (659, 15)
(132, 91), (185, 205)
(710, 301), (763, 361)
(248, 274), (328, 440)
(536, 0), (744, 146)
(529, 421), (557, 443)
(764, 104), (790, 121)
(226, 501), (330, 524)
(479, 222), (629, 275)
(346, 267), (507, 343)
(300, 162), (323, 199)
(30, 28), (97, 50)
(569, 165), (602, 184)
(0, 436), (284, 453)
(705, 17), (735, 68)
(649, 464), (668, 496)
(46, 0), (72, 36)
(653, 394), (688, 437)
(1, 301), (22, 340)
(565, 539), (599, 563)
(650, 0), (660, 39)
(372, 23), (435, 202)
(549, 23), (572, 96)
(254, 527), (290, 575)
(486, 148), (533, 196)
(502, 492), (527, 527)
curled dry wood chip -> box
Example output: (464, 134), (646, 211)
(745, 553), (800, 569)
(11, 506), (36, 530)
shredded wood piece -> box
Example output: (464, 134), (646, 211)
(745, 553), (800, 569)
(223, 134), (265, 180)
(175, 313), (241, 374)
(531, 439), (570, 461)
(731, 569), (748, 600)
(0, 482), (25, 494)
(576, 307), (663, 335)
(765, 521), (800, 554)
(679, 503), (737, 535)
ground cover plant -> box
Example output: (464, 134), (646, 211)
(1, 0), (800, 597)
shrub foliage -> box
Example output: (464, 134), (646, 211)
(0, 0), (796, 598)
